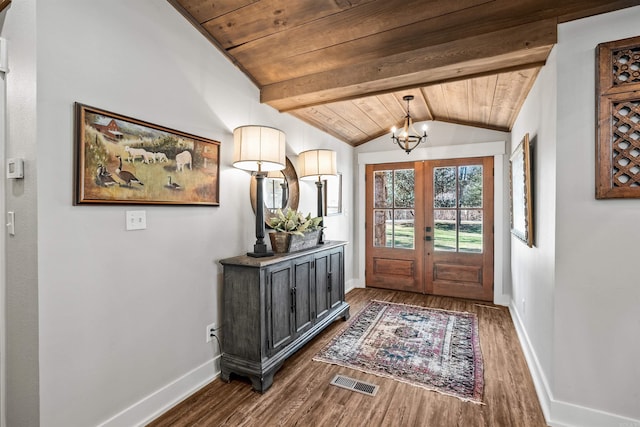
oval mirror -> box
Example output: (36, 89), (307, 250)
(250, 157), (299, 227)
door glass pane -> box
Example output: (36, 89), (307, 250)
(434, 209), (456, 251)
(372, 168), (415, 249)
(434, 167), (456, 208)
(394, 209), (414, 249)
(459, 165), (483, 208)
(373, 209), (392, 247)
(394, 169), (415, 208)
(374, 170), (393, 208)
(460, 210), (483, 253)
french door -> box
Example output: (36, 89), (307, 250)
(365, 157), (494, 301)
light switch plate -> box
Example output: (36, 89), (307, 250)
(6, 211), (15, 236)
(126, 210), (146, 231)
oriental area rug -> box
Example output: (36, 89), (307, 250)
(313, 300), (484, 403)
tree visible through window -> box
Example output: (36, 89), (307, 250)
(373, 169), (415, 249)
(434, 165), (483, 253)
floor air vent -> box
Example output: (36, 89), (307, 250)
(330, 374), (379, 396)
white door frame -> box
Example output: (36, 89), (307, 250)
(356, 140), (510, 305)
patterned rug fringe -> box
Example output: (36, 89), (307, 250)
(370, 299), (478, 316)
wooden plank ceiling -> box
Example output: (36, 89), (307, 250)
(0, 1), (11, 14)
(169, 0), (639, 146)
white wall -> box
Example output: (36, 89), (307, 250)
(1, 1), (40, 426)
(510, 46), (557, 412)
(1, 1), (354, 426)
(554, 7), (640, 421)
(510, 6), (640, 426)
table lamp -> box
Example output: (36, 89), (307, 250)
(298, 149), (337, 244)
(233, 125), (286, 257)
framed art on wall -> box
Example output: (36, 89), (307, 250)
(74, 103), (220, 206)
(510, 133), (533, 247)
(595, 35), (640, 199)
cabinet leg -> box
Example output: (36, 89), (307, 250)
(220, 367), (231, 383)
(249, 372), (275, 393)
(343, 310), (350, 321)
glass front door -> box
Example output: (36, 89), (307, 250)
(366, 157), (494, 301)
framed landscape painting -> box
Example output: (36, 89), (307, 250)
(509, 133), (533, 247)
(74, 103), (220, 206)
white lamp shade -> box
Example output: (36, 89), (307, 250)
(298, 149), (337, 180)
(233, 125), (286, 172)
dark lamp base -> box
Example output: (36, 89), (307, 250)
(247, 251), (274, 258)
(248, 242), (273, 258)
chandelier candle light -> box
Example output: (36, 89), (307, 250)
(298, 149), (337, 245)
(391, 95), (428, 154)
(233, 125), (286, 257)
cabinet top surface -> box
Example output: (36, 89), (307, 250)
(220, 241), (347, 267)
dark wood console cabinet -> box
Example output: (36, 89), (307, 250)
(219, 241), (350, 392)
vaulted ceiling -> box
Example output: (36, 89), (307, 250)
(168, 0), (639, 146)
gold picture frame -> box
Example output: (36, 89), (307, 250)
(510, 133), (533, 247)
(74, 103), (220, 206)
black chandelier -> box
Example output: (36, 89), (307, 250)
(391, 95), (428, 154)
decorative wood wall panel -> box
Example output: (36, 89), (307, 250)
(596, 35), (640, 199)
(373, 258), (415, 278)
(433, 263), (482, 284)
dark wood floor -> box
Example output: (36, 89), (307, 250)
(149, 288), (547, 426)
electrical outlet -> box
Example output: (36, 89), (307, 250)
(206, 322), (217, 343)
(126, 210), (146, 231)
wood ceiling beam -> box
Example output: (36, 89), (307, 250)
(0, 0), (11, 13)
(261, 19), (557, 112)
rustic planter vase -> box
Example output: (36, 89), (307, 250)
(269, 230), (320, 253)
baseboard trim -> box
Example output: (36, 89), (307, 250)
(493, 294), (511, 306)
(345, 279), (363, 294)
(548, 398), (640, 427)
(509, 302), (640, 427)
(98, 356), (220, 427)
(508, 301), (553, 423)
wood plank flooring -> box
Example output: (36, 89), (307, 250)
(148, 288), (547, 426)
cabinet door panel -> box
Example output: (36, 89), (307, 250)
(314, 254), (329, 320)
(294, 257), (313, 334)
(268, 265), (293, 354)
(329, 250), (343, 309)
